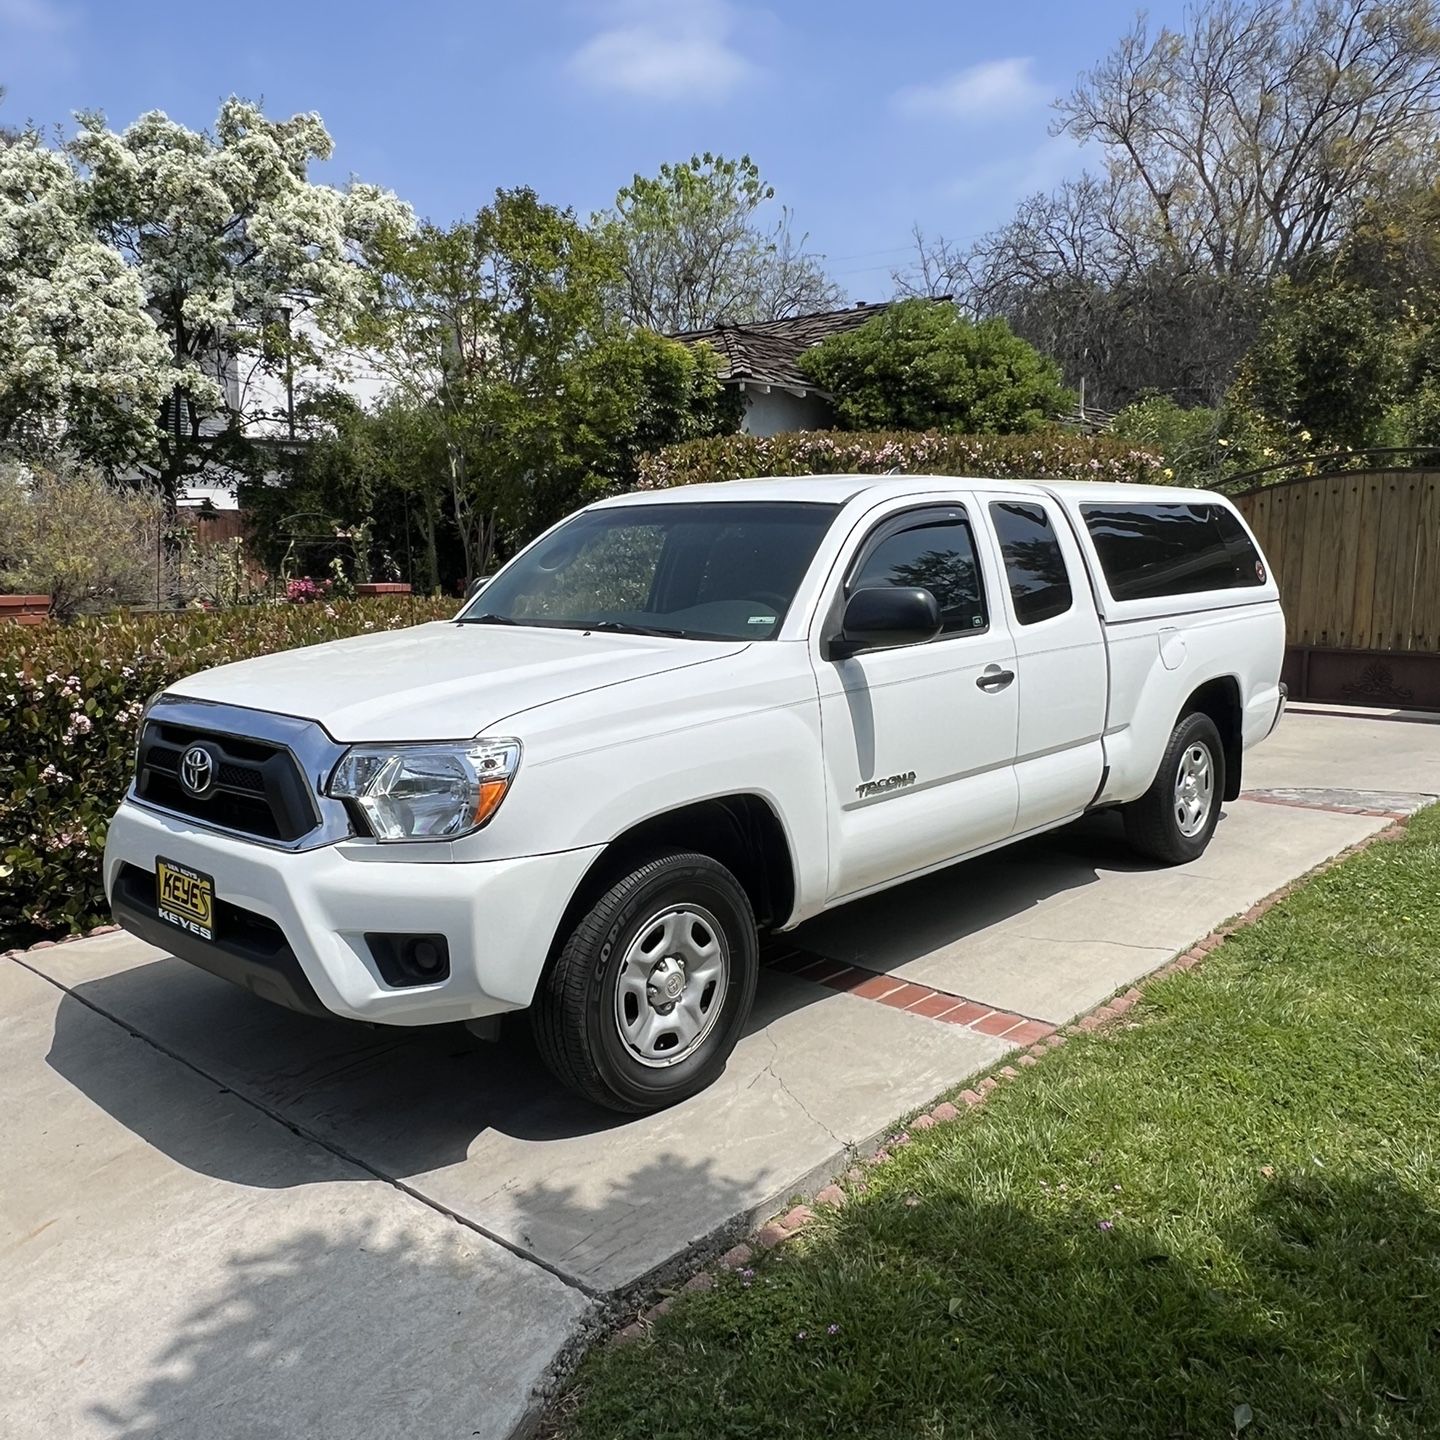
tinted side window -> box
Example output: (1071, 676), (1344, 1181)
(1081, 503), (1265, 601)
(851, 518), (987, 634)
(990, 502), (1074, 625)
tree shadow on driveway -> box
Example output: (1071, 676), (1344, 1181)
(68, 1155), (753, 1440)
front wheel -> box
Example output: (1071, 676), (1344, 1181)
(1123, 712), (1225, 865)
(532, 851), (759, 1113)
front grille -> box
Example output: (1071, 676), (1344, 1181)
(134, 719), (323, 843)
(146, 743), (265, 794)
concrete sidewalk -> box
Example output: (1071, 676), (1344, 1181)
(0, 958), (589, 1440)
(4, 710), (1437, 1438)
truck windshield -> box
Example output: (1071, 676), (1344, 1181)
(459, 500), (839, 640)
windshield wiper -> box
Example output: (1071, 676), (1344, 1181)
(459, 612), (519, 626)
(580, 619), (691, 638)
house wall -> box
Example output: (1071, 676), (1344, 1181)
(241, 310), (390, 441)
(741, 387), (834, 437)
(176, 313), (391, 511)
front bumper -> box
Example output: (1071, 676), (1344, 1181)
(104, 799), (603, 1026)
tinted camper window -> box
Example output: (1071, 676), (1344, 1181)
(1080, 503), (1265, 602)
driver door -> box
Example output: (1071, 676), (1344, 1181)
(813, 500), (1020, 902)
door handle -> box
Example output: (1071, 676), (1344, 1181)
(975, 666), (1015, 692)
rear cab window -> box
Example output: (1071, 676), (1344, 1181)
(989, 502), (1074, 625)
(1080, 502), (1266, 602)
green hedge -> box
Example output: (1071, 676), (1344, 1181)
(0, 597), (455, 945)
(637, 428), (1168, 490)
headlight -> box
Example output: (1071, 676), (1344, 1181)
(328, 738), (522, 842)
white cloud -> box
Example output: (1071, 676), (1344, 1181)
(895, 57), (1047, 121)
(0, 0), (69, 33)
(944, 133), (1087, 204)
(567, 0), (758, 103)
(0, 0), (77, 74)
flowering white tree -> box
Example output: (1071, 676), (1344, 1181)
(0, 99), (411, 503)
(0, 132), (171, 467)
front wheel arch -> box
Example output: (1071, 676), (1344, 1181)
(545, 794), (797, 965)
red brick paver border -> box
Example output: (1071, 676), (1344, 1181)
(1241, 793), (1409, 820)
(765, 947), (1053, 1047)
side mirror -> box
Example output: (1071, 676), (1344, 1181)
(829, 586), (941, 659)
(465, 575), (492, 600)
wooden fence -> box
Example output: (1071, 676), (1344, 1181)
(1234, 470), (1440, 708)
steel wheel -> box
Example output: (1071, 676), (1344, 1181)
(533, 850), (759, 1113)
(613, 903), (730, 1067)
(1173, 741), (1215, 838)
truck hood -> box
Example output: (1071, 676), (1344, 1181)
(169, 620), (750, 742)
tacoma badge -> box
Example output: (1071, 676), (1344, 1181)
(855, 771), (917, 799)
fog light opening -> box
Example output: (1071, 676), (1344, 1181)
(365, 932), (451, 988)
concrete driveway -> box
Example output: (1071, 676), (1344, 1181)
(4, 707), (1436, 1439)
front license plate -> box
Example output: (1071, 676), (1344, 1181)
(156, 857), (217, 941)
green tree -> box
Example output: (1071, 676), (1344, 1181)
(798, 300), (1073, 434)
(540, 329), (738, 529)
(242, 392), (453, 591)
(1235, 280), (1409, 449)
(352, 190), (741, 580)
(354, 189), (622, 579)
(598, 153), (842, 333)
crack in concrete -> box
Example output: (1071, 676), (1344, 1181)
(760, 1030), (846, 1148)
(1003, 932), (1173, 956)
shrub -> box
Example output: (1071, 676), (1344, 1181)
(1111, 393), (1319, 490)
(796, 301), (1073, 434)
(0, 596), (455, 944)
(637, 428), (1166, 490)
(0, 460), (167, 619)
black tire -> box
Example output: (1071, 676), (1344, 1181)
(531, 850), (759, 1113)
(1123, 712), (1226, 865)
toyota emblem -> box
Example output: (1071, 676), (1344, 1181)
(179, 745), (216, 798)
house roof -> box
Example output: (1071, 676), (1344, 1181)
(668, 301), (896, 394)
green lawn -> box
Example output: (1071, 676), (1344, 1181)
(557, 809), (1440, 1439)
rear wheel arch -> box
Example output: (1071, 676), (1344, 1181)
(1178, 676), (1243, 800)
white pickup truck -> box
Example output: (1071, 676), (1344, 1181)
(106, 475), (1286, 1112)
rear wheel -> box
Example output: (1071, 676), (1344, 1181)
(532, 851), (759, 1113)
(1123, 712), (1225, 865)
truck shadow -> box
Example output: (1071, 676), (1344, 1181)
(789, 807), (1170, 970)
(41, 810), (1172, 1194)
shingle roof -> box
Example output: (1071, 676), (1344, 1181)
(668, 301), (895, 393)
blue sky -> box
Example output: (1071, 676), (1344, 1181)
(2, 0), (1186, 302)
